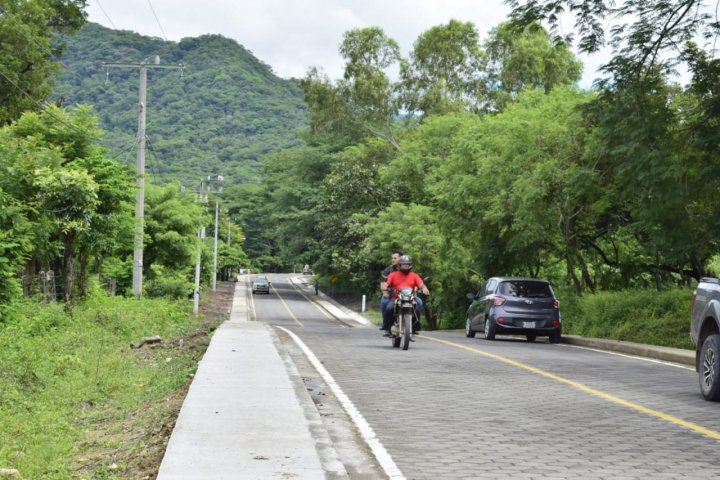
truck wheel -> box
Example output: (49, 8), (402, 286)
(699, 334), (720, 401)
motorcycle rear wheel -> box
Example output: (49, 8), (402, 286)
(402, 312), (412, 350)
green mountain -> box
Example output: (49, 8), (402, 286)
(54, 23), (308, 186)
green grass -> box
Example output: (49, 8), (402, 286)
(0, 291), (204, 479)
(556, 287), (694, 349)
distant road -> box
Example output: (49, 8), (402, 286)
(253, 274), (720, 480)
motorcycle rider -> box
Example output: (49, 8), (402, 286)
(381, 255), (429, 336)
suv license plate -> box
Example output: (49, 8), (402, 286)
(523, 321), (535, 328)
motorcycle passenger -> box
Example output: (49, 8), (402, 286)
(381, 255), (429, 336)
(379, 250), (403, 329)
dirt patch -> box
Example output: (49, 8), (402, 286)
(72, 282), (236, 480)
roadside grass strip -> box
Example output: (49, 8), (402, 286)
(424, 336), (720, 441)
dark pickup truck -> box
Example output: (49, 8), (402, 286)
(691, 277), (720, 400)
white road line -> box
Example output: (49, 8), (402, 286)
(559, 343), (694, 370)
(277, 326), (406, 480)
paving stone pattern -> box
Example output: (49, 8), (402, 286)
(264, 277), (720, 480)
(295, 327), (719, 479)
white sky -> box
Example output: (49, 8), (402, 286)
(86, 0), (612, 87)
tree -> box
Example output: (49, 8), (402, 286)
(400, 20), (486, 116)
(0, 188), (32, 312)
(431, 88), (598, 292)
(506, 0), (715, 81)
(302, 27), (403, 148)
(33, 166), (99, 307)
(143, 183), (208, 277)
(484, 22), (582, 110)
(0, 0), (87, 124)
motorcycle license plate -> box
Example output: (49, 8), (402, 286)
(523, 321), (535, 328)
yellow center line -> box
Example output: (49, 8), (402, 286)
(423, 335), (720, 441)
(271, 282), (304, 328)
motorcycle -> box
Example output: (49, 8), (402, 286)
(388, 287), (418, 350)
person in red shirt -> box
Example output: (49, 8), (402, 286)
(381, 255), (430, 335)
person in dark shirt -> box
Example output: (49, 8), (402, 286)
(379, 250), (403, 329)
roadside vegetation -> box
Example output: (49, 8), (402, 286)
(0, 283), (233, 479)
(236, 3), (720, 337)
(0, 0), (716, 475)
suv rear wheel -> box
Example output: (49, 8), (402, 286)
(699, 334), (720, 401)
(484, 318), (496, 341)
(465, 316), (476, 338)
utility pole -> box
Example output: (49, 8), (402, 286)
(193, 227), (205, 315)
(103, 57), (184, 297)
(213, 197), (219, 291)
(227, 213), (231, 245)
(195, 176), (223, 292)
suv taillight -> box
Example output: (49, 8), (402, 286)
(493, 296), (506, 306)
(553, 299), (560, 309)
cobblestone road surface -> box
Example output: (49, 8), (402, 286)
(253, 275), (719, 480)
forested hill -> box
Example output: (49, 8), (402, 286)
(54, 22), (308, 186)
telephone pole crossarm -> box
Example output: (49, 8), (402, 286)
(103, 62), (184, 70)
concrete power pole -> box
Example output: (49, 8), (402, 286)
(213, 198), (219, 291)
(193, 227), (205, 315)
(103, 57), (184, 297)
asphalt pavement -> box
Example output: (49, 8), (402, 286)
(156, 275), (696, 479)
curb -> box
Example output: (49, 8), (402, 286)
(562, 335), (695, 367)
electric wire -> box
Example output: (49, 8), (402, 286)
(109, 137), (140, 161)
(146, 0), (168, 41)
(0, 69), (90, 136)
(94, 0), (117, 29)
(145, 135), (162, 179)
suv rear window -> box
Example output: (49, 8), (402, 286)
(499, 281), (552, 298)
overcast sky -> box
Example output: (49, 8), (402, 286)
(86, 0), (611, 87)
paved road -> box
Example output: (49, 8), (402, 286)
(252, 274), (720, 480)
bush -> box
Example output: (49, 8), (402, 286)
(558, 288), (693, 349)
(145, 264), (194, 299)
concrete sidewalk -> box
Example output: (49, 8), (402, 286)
(156, 279), (343, 480)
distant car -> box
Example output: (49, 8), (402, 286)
(465, 277), (561, 343)
(302, 265), (313, 275)
(251, 276), (270, 295)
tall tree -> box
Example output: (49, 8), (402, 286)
(0, 0), (87, 124)
(484, 22), (582, 110)
(506, 0), (716, 80)
(400, 20), (486, 116)
(303, 27), (403, 148)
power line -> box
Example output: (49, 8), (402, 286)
(109, 138), (140, 161)
(145, 136), (161, 179)
(94, 0), (117, 29)
(0, 69), (89, 136)
(146, 0), (168, 41)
